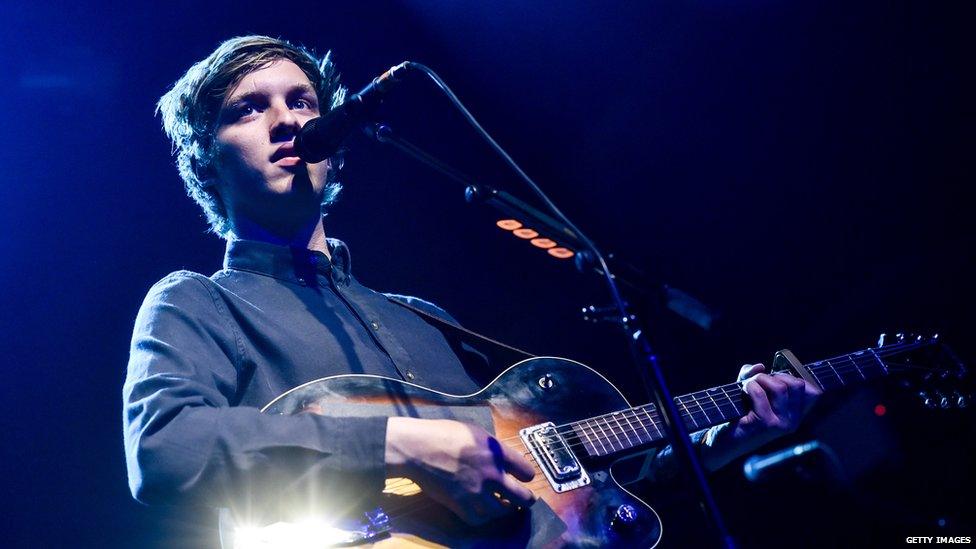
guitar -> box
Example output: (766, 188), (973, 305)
(223, 334), (967, 548)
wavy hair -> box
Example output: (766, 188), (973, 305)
(157, 35), (346, 237)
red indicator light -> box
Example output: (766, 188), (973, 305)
(873, 404), (887, 417)
(530, 238), (557, 249)
(496, 219), (522, 230)
(548, 247), (575, 259)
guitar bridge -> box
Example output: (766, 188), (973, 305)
(520, 422), (590, 492)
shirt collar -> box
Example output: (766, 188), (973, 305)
(223, 237), (352, 285)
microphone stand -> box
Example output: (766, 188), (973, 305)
(366, 122), (736, 549)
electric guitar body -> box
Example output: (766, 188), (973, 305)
(258, 357), (661, 548)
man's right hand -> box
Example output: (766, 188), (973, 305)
(385, 417), (536, 525)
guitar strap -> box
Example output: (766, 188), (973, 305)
(386, 296), (535, 364)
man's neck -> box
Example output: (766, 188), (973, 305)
(230, 216), (331, 260)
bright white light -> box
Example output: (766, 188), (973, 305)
(234, 519), (362, 549)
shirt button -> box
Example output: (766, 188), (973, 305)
(405, 371), (415, 380)
(370, 321), (380, 330)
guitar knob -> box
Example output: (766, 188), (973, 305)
(610, 504), (639, 532)
(936, 392), (950, 409)
(954, 392), (967, 408)
(538, 374), (555, 389)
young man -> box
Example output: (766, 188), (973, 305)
(124, 35), (819, 543)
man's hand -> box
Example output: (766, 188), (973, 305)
(700, 363), (822, 470)
(734, 363), (821, 440)
(385, 417), (536, 525)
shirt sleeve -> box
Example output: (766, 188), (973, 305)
(122, 271), (389, 510)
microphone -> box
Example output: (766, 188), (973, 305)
(743, 440), (824, 482)
(295, 61), (413, 163)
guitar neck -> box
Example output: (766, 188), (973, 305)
(568, 340), (926, 459)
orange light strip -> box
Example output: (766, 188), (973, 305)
(547, 247), (574, 259)
(512, 228), (539, 239)
(530, 238), (557, 249)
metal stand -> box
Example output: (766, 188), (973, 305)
(366, 122), (736, 548)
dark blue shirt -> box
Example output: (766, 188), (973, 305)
(123, 238), (485, 508)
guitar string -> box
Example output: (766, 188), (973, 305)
(493, 346), (942, 458)
(384, 358), (941, 495)
(388, 363), (949, 497)
(528, 339), (929, 440)
(527, 358), (938, 456)
(502, 348), (932, 452)
(384, 342), (941, 493)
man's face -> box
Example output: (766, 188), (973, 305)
(211, 59), (329, 231)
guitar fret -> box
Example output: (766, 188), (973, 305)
(827, 360), (845, 385)
(611, 413), (633, 448)
(848, 353), (866, 380)
(598, 416), (620, 452)
(675, 397), (698, 429)
(573, 423), (597, 456)
(583, 420), (608, 456)
(807, 363), (825, 389)
(705, 388), (725, 422)
(641, 406), (663, 441)
(722, 385), (742, 416)
(619, 410), (645, 445)
(692, 393), (712, 423)
(869, 348), (889, 375)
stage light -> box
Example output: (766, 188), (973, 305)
(873, 404), (886, 417)
(496, 219), (522, 230)
(489, 216), (577, 260)
(548, 247), (574, 259)
(234, 519), (359, 549)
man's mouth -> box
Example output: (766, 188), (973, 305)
(271, 144), (302, 163)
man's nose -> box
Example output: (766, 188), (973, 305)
(269, 104), (301, 140)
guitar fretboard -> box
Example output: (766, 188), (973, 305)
(568, 341), (922, 458)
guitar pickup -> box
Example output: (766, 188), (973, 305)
(520, 422), (590, 493)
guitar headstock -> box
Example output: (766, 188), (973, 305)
(877, 332), (971, 410)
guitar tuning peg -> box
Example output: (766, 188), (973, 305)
(932, 333), (940, 340)
(936, 391), (950, 409)
(916, 335), (924, 343)
(918, 391), (936, 408)
(877, 333), (888, 347)
(953, 391), (967, 408)
(896, 333), (906, 342)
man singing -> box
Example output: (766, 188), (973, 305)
(123, 35), (818, 545)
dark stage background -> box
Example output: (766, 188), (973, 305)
(0, 1), (972, 547)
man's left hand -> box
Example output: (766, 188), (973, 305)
(700, 363), (822, 470)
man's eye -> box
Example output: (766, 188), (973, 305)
(237, 105), (255, 117)
(292, 99), (311, 110)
